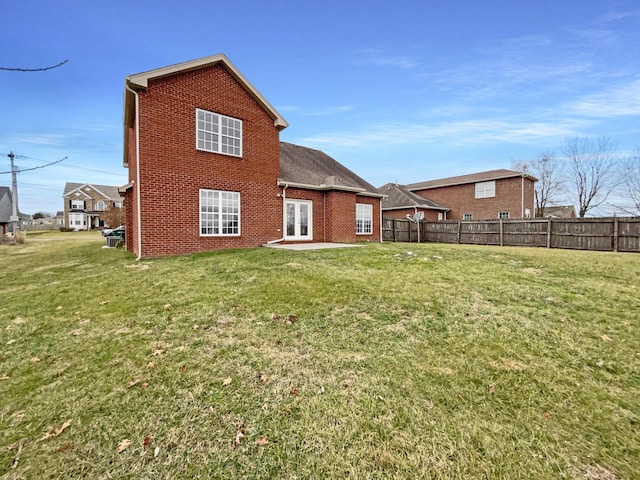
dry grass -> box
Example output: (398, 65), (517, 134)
(1, 232), (638, 479)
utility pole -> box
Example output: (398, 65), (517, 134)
(8, 151), (19, 235)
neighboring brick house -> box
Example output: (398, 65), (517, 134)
(398, 169), (537, 221)
(378, 183), (450, 221)
(121, 54), (382, 258)
(62, 182), (124, 230)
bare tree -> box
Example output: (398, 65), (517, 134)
(101, 205), (125, 228)
(621, 148), (640, 215)
(512, 153), (564, 217)
(562, 136), (620, 217)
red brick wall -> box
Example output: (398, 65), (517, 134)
(134, 64), (282, 257)
(413, 177), (535, 220)
(283, 188), (381, 243)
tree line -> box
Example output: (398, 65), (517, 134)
(513, 136), (640, 217)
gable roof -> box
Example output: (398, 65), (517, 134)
(406, 169), (537, 191)
(538, 205), (576, 218)
(0, 186), (29, 223)
(124, 54), (288, 168)
(378, 183), (449, 211)
(279, 142), (383, 197)
(63, 182), (123, 200)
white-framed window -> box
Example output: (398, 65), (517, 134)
(355, 203), (373, 234)
(524, 208), (531, 218)
(437, 212), (444, 221)
(200, 189), (240, 236)
(71, 200), (85, 209)
(463, 213), (473, 221)
(475, 180), (496, 199)
(499, 211), (510, 219)
(196, 108), (242, 157)
(69, 213), (85, 228)
(114, 201), (122, 208)
(95, 200), (106, 211)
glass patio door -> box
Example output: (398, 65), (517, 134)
(285, 200), (312, 240)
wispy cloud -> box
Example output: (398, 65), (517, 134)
(355, 49), (418, 69)
(297, 116), (585, 150)
(566, 79), (640, 117)
(6, 133), (75, 146)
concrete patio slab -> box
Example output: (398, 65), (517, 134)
(262, 242), (365, 251)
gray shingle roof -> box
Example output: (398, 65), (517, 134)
(378, 183), (449, 211)
(406, 169), (536, 190)
(63, 183), (123, 200)
(279, 143), (382, 196)
(0, 186), (29, 222)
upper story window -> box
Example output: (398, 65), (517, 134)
(475, 180), (496, 199)
(71, 200), (85, 209)
(196, 108), (242, 157)
(355, 203), (373, 234)
(95, 200), (106, 211)
(499, 211), (510, 219)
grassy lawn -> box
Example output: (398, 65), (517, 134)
(1, 232), (638, 479)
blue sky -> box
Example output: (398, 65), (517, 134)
(2, 0), (639, 215)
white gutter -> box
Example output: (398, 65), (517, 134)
(521, 175), (525, 219)
(379, 198), (384, 243)
(125, 82), (143, 260)
(266, 184), (287, 244)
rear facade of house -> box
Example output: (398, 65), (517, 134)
(405, 170), (536, 221)
(122, 55), (382, 258)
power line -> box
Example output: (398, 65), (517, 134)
(0, 156), (67, 174)
(0, 60), (68, 72)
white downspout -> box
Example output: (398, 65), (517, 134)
(521, 175), (525, 219)
(125, 83), (143, 260)
(379, 198), (384, 243)
(266, 184), (287, 244)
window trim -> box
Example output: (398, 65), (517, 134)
(95, 200), (106, 211)
(196, 108), (242, 157)
(475, 180), (496, 199)
(71, 199), (85, 210)
(463, 213), (473, 221)
(355, 203), (373, 235)
(499, 211), (510, 220)
(199, 189), (241, 237)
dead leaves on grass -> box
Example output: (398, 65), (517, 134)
(117, 438), (132, 453)
(271, 313), (298, 326)
(38, 420), (71, 442)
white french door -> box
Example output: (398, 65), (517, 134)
(284, 200), (312, 240)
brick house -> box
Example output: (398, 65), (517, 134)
(63, 183), (124, 230)
(121, 54), (382, 258)
(387, 169), (537, 221)
(378, 183), (450, 221)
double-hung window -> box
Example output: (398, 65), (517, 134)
(475, 180), (495, 199)
(356, 203), (373, 235)
(196, 108), (242, 157)
(71, 200), (85, 209)
(200, 189), (240, 236)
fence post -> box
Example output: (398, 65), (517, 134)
(457, 221), (462, 244)
(546, 219), (552, 248)
(499, 219), (504, 247)
(613, 217), (619, 252)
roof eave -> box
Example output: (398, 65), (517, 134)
(125, 54), (288, 130)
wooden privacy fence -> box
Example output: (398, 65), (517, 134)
(382, 217), (640, 253)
